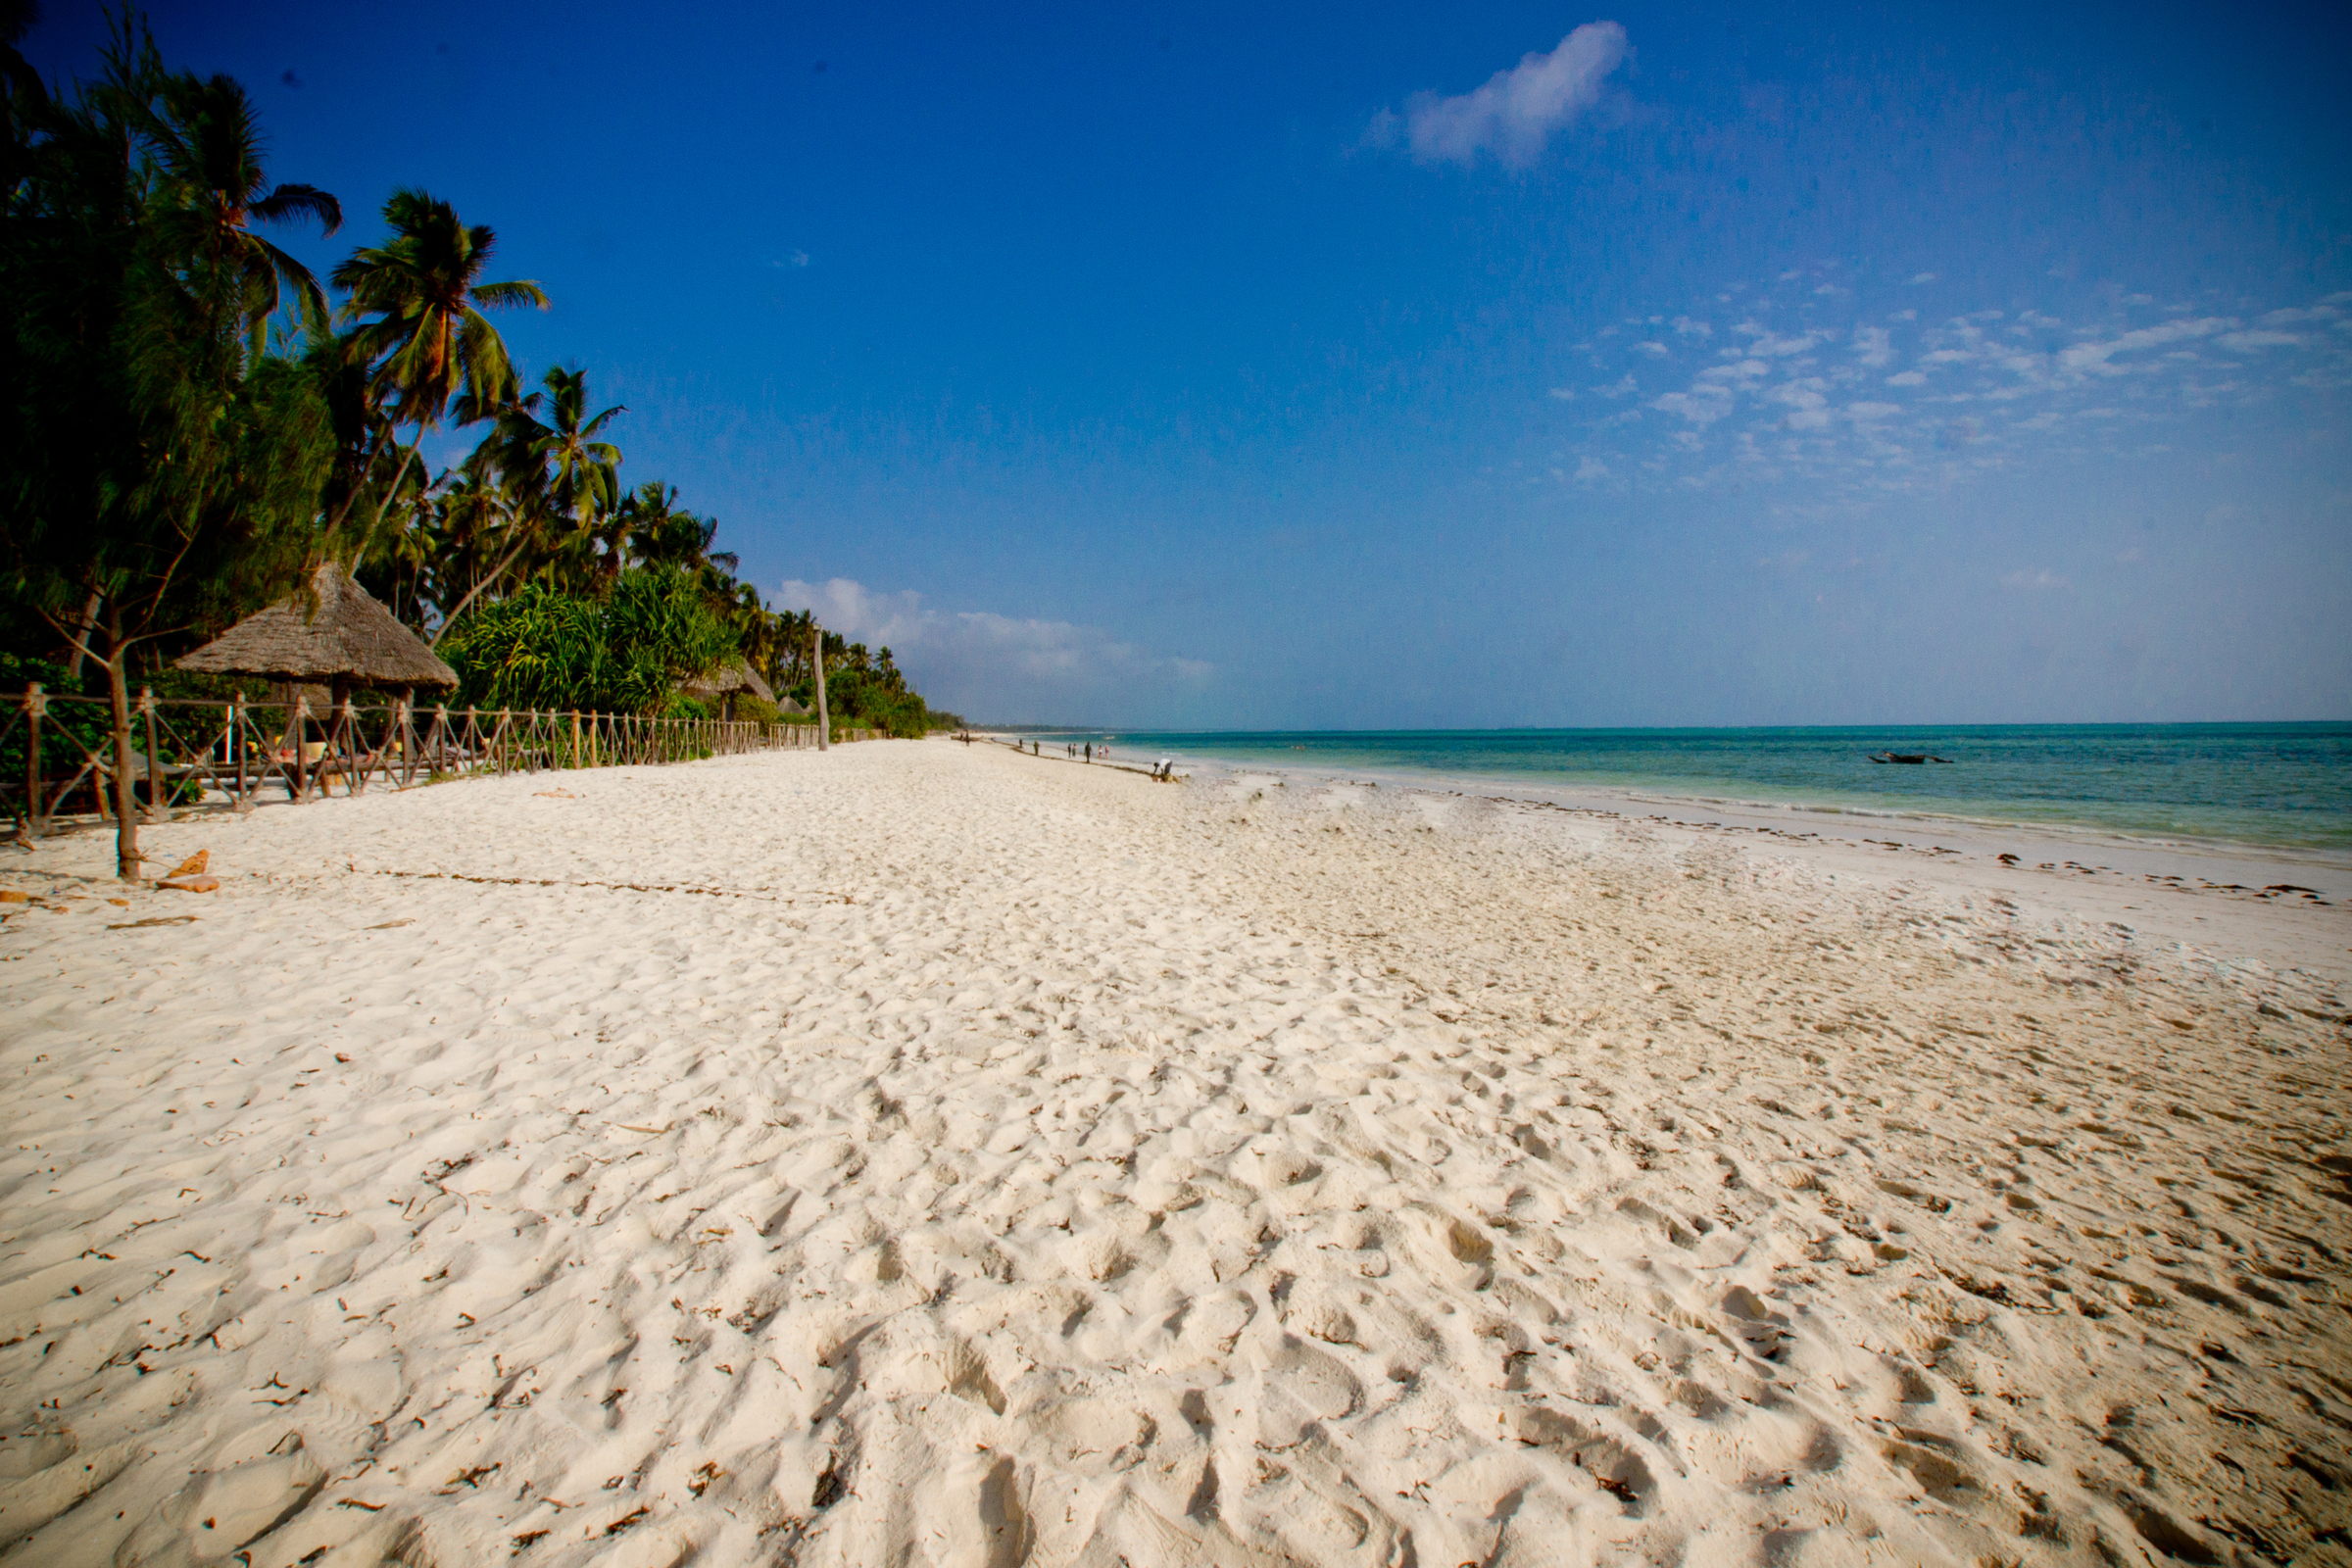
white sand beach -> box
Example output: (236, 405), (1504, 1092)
(1, 740), (2346, 1567)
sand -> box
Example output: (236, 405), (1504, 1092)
(1, 740), (2346, 1567)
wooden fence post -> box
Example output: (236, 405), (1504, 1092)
(140, 685), (163, 820)
(21, 684), (41, 840)
(290, 693), (310, 803)
(231, 691), (247, 809)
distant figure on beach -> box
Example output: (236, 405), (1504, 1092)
(1085, 743), (1092, 761)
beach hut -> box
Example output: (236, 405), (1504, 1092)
(176, 562), (458, 705)
(679, 659), (776, 722)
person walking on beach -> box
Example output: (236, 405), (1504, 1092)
(1085, 742), (1092, 761)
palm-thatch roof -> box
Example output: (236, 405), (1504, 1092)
(176, 564), (457, 690)
(680, 660), (776, 705)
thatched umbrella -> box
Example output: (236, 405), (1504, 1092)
(679, 659), (775, 720)
(176, 563), (457, 708)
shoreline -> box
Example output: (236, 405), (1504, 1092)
(1000, 725), (2352, 863)
(984, 732), (2352, 977)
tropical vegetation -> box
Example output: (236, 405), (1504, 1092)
(1, 13), (959, 879)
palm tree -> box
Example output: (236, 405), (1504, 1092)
(328, 187), (548, 552)
(333, 187), (547, 426)
(510, 366), (623, 554)
(145, 72), (341, 357)
(429, 367), (620, 633)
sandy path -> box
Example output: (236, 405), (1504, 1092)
(0, 743), (2345, 1567)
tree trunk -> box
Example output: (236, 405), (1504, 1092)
(63, 589), (102, 678)
(430, 525), (539, 646)
(812, 623), (829, 753)
(103, 607), (141, 882)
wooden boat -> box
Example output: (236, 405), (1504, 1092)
(1869, 752), (1953, 764)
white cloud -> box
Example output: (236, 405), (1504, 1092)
(1396, 22), (1629, 167)
(1575, 455), (1610, 480)
(1769, 378), (1832, 428)
(1850, 325), (1893, 368)
(2056, 317), (2231, 376)
(1671, 316), (1712, 338)
(772, 578), (1211, 721)
(1633, 340), (1670, 357)
(1651, 389), (1731, 425)
(1909, 272), (1936, 284)
(2000, 569), (2069, 591)
(1885, 370), (1927, 386)
(2257, 305), (2341, 326)
(1546, 386), (1577, 400)
(2216, 329), (2303, 351)
(1733, 323), (1818, 357)
(1593, 373), (1639, 398)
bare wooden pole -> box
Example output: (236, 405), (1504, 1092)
(812, 622), (830, 753)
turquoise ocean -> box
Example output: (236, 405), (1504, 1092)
(1065, 724), (2352, 854)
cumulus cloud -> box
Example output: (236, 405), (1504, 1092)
(1575, 455), (1611, 480)
(773, 578), (1211, 721)
(1394, 22), (1628, 167)
(1633, 340), (1670, 357)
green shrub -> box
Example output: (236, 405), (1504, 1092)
(440, 567), (738, 716)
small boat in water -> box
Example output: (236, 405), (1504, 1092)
(1870, 752), (1954, 764)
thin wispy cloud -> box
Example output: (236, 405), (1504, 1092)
(1374, 22), (1629, 168)
(1547, 281), (2351, 502)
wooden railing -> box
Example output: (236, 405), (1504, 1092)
(2, 685), (875, 839)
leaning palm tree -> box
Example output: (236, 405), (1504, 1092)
(144, 72), (341, 357)
(327, 188), (548, 550)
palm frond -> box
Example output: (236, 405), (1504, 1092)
(469, 278), (550, 312)
(251, 181), (342, 235)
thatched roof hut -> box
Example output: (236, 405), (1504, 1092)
(176, 564), (457, 696)
(680, 660), (776, 705)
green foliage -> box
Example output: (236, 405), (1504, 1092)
(1, 15), (956, 796)
(439, 566), (737, 715)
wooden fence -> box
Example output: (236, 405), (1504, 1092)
(3, 684), (873, 839)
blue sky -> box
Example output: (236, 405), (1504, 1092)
(29, 1), (2352, 724)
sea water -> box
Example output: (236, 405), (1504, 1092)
(1075, 724), (2352, 853)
